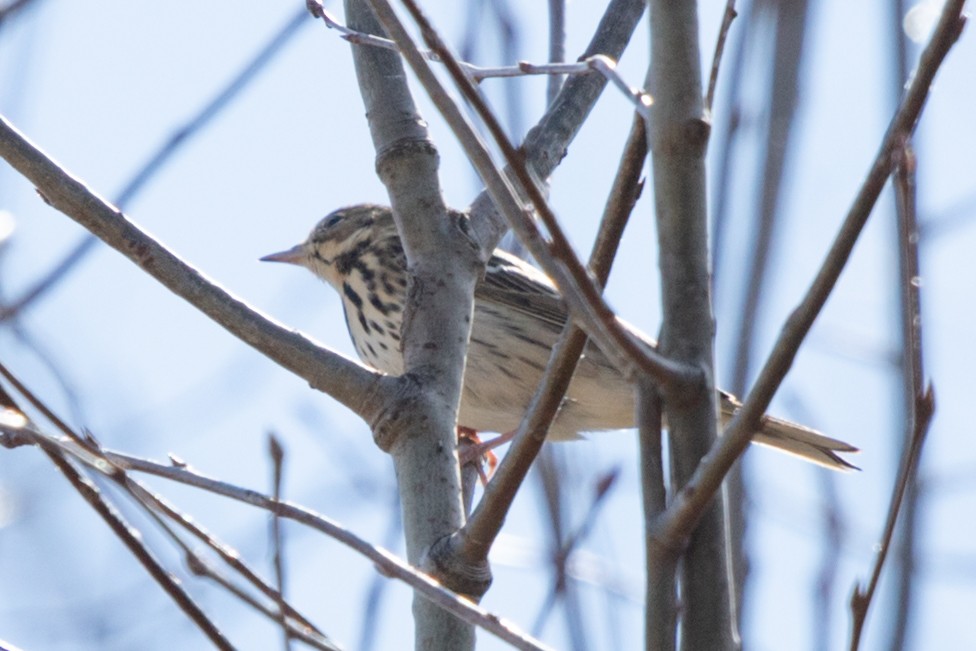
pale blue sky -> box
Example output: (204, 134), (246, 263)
(1, 1), (974, 649)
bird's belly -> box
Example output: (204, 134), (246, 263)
(458, 315), (635, 439)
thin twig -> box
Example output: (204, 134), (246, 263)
(729, 0), (811, 397)
(383, 0), (687, 392)
(0, 359), (102, 453)
(0, 362), (331, 646)
(546, 0), (566, 104)
(886, 5), (921, 639)
(307, 1), (651, 115)
(457, 116), (646, 562)
(511, 0), (645, 186)
(848, 142), (933, 651)
(531, 468), (619, 635)
(0, 419), (553, 651)
(0, 113), (388, 423)
(124, 481), (340, 651)
(46, 451), (235, 649)
(134, 481), (336, 649)
(848, 385), (934, 651)
(0, 383), (233, 649)
(710, 0), (753, 285)
(268, 433), (291, 651)
(184, 556), (339, 651)
(705, 0), (739, 114)
(528, 448), (576, 640)
(459, 0), (645, 259)
(638, 374), (672, 651)
(8, 424), (338, 648)
(653, 0), (965, 562)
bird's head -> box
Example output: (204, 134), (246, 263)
(261, 204), (400, 287)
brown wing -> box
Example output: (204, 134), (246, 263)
(476, 250), (659, 359)
(475, 250), (570, 331)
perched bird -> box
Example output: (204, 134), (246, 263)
(263, 204), (858, 470)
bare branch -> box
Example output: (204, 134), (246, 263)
(645, 0), (731, 645)
(46, 452), (235, 649)
(127, 480), (341, 651)
(546, 0), (566, 104)
(454, 116), (647, 564)
(1, 361), (335, 648)
(0, 114), (388, 423)
(135, 476), (336, 649)
(268, 433), (292, 651)
(512, 0), (646, 183)
(887, 96), (924, 650)
(848, 142), (933, 651)
(531, 468), (620, 634)
(654, 0), (966, 570)
(389, 0), (691, 391)
(0, 418), (554, 651)
(339, 1), (475, 645)
(307, 2), (651, 115)
(0, 378), (234, 649)
(638, 374), (672, 651)
(184, 557), (340, 651)
(0, 8), (309, 321)
(848, 386), (934, 650)
(705, 1), (738, 114)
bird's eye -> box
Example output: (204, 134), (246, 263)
(324, 214), (343, 228)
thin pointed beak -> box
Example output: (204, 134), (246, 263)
(260, 244), (305, 265)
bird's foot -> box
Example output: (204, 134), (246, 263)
(458, 426), (511, 483)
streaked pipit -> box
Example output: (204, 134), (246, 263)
(263, 204), (857, 470)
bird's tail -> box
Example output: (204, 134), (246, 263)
(718, 391), (859, 470)
(752, 415), (859, 471)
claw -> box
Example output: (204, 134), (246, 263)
(458, 426), (502, 483)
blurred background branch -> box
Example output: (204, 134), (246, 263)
(0, 1), (971, 649)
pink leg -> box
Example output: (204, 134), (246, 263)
(458, 426), (519, 480)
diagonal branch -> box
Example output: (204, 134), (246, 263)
(385, 0), (694, 392)
(0, 383), (234, 650)
(127, 475), (340, 650)
(848, 142), (934, 651)
(43, 448), (235, 649)
(311, 2), (649, 112)
(653, 0), (965, 559)
(0, 416), (554, 651)
(848, 385), (933, 650)
(515, 0), (646, 186)
(1, 364), (338, 650)
(0, 114), (388, 423)
(451, 115), (647, 566)
(0, 8), (309, 322)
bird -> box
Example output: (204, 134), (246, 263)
(262, 204), (858, 470)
